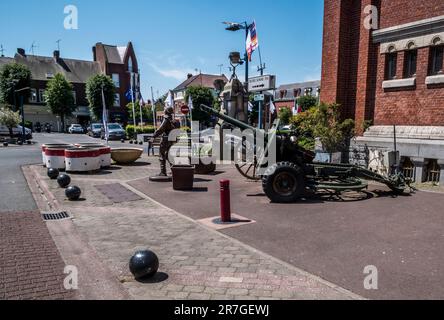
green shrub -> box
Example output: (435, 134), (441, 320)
(125, 125), (156, 137)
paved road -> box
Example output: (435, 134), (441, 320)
(0, 133), (148, 212)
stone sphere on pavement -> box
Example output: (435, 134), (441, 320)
(47, 168), (60, 179)
(65, 186), (81, 201)
(57, 174), (71, 188)
(129, 250), (159, 279)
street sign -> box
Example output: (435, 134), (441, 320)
(181, 105), (190, 115)
(248, 75), (276, 92)
(254, 94), (265, 102)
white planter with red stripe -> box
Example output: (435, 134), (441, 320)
(65, 148), (102, 172)
(41, 144), (73, 167)
(45, 148), (67, 170)
(100, 147), (112, 168)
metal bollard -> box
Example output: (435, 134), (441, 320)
(220, 180), (231, 223)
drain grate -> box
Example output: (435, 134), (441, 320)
(42, 211), (71, 221)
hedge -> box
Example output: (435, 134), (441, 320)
(125, 125), (156, 137)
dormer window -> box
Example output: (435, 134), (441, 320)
(46, 73), (54, 79)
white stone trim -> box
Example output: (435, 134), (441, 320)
(382, 78), (416, 89)
(380, 32), (444, 53)
(373, 15), (444, 43)
(425, 75), (444, 85)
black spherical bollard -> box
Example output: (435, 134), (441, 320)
(17, 140), (23, 146)
(65, 186), (81, 201)
(57, 174), (71, 188)
(129, 250), (159, 279)
(129, 140), (134, 144)
(3, 142), (8, 147)
(47, 168), (60, 179)
(27, 140), (32, 145)
(121, 139), (125, 143)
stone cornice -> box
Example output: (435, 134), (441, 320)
(373, 15), (444, 43)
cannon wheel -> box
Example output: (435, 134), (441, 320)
(234, 138), (261, 181)
(262, 162), (305, 203)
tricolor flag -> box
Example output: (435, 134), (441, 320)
(293, 98), (302, 116)
(246, 21), (259, 62)
(188, 95), (194, 110)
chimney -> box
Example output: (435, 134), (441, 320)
(53, 50), (60, 61)
(187, 73), (193, 79)
(17, 48), (26, 56)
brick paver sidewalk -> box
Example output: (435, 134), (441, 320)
(23, 157), (362, 300)
(0, 211), (74, 300)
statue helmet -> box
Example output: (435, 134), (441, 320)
(164, 106), (174, 115)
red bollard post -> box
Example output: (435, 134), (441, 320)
(220, 180), (231, 223)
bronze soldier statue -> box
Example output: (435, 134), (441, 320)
(151, 106), (176, 178)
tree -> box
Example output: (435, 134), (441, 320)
(86, 74), (115, 119)
(0, 107), (21, 138)
(297, 95), (318, 112)
(44, 74), (75, 132)
(0, 63), (32, 109)
(185, 86), (215, 125)
(126, 101), (153, 125)
(278, 107), (292, 125)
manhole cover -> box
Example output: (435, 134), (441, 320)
(42, 211), (71, 221)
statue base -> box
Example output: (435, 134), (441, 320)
(149, 175), (172, 182)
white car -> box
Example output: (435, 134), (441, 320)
(68, 124), (85, 134)
(0, 124), (32, 140)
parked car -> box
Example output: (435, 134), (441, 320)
(0, 124), (33, 140)
(88, 123), (103, 138)
(101, 123), (126, 140)
(68, 124), (85, 134)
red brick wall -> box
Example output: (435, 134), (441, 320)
(321, 0), (444, 131)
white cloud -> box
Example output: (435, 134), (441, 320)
(150, 63), (194, 81)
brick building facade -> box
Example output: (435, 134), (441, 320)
(0, 42), (138, 131)
(321, 0), (444, 183)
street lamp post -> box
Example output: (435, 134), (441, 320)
(14, 86), (30, 142)
(223, 21), (252, 90)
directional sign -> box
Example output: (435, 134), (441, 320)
(181, 105), (190, 115)
(248, 75), (276, 92)
(254, 94), (265, 102)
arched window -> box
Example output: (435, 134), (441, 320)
(128, 56), (133, 73)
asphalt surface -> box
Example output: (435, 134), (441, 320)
(129, 167), (444, 300)
(0, 133), (146, 212)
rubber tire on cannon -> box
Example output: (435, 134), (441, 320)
(262, 162), (306, 203)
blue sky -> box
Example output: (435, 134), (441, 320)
(0, 0), (324, 99)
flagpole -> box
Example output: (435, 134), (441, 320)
(137, 72), (143, 130)
(101, 85), (109, 146)
(130, 72), (137, 140)
(151, 86), (157, 128)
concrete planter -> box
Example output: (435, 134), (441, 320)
(41, 144), (73, 166)
(111, 148), (143, 165)
(65, 148), (102, 172)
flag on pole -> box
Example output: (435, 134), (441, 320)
(246, 21), (259, 62)
(188, 95), (194, 110)
(293, 98), (302, 116)
(269, 100), (276, 114)
(164, 91), (174, 110)
(248, 101), (254, 112)
(101, 87), (109, 143)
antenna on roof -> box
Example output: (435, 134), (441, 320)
(0, 45), (4, 57)
(217, 64), (224, 75)
(30, 41), (38, 55)
(56, 39), (62, 52)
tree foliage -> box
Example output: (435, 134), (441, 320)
(278, 107), (292, 125)
(297, 95), (318, 112)
(86, 74), (115, 119)
(291, 103), (355, 153)
(0, 63), (32, 109)
(184, 86), (214, 125)
(126, 101), (154, 125)
(0, 107), (21, 138)
(44, 74), (75, 131)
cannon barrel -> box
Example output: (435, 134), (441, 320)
(200, 104), (256, 132)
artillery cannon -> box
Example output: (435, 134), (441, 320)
(200, 104), (410, 203)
